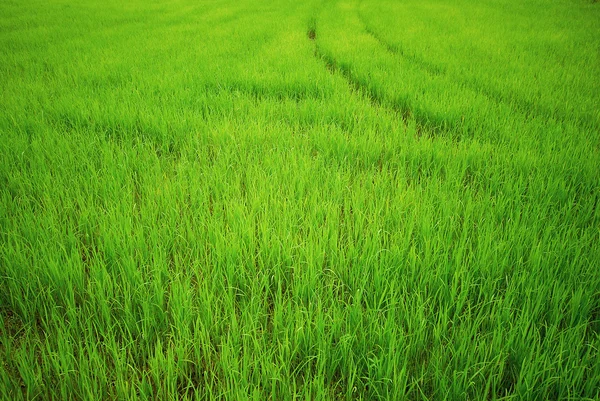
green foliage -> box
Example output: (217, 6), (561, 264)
(1, 0), (599, 399)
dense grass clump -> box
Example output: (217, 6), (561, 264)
(1, 0), (599, 400)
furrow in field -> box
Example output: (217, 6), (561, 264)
(357, 10), (443, 77)
(356, 4), (599, 132)
(312, 0), (600, 150)
(308, 23), (448, 139)
(309, 0), (496, 142)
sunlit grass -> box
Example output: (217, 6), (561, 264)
(1, 0), (599, 400)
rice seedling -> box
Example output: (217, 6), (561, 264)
(1, 0), (598, 399)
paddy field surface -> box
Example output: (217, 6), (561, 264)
(1, 0), (599, 399)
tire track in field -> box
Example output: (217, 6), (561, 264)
(356, 7), (599, 132)
(308, 21), (442, 139)
(356, 11), (444, 78)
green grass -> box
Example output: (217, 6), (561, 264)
(1, 0), (599, 399)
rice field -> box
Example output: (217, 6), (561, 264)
(1, 0), (599, 399)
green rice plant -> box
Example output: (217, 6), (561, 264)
(1, 0), (599, 400)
